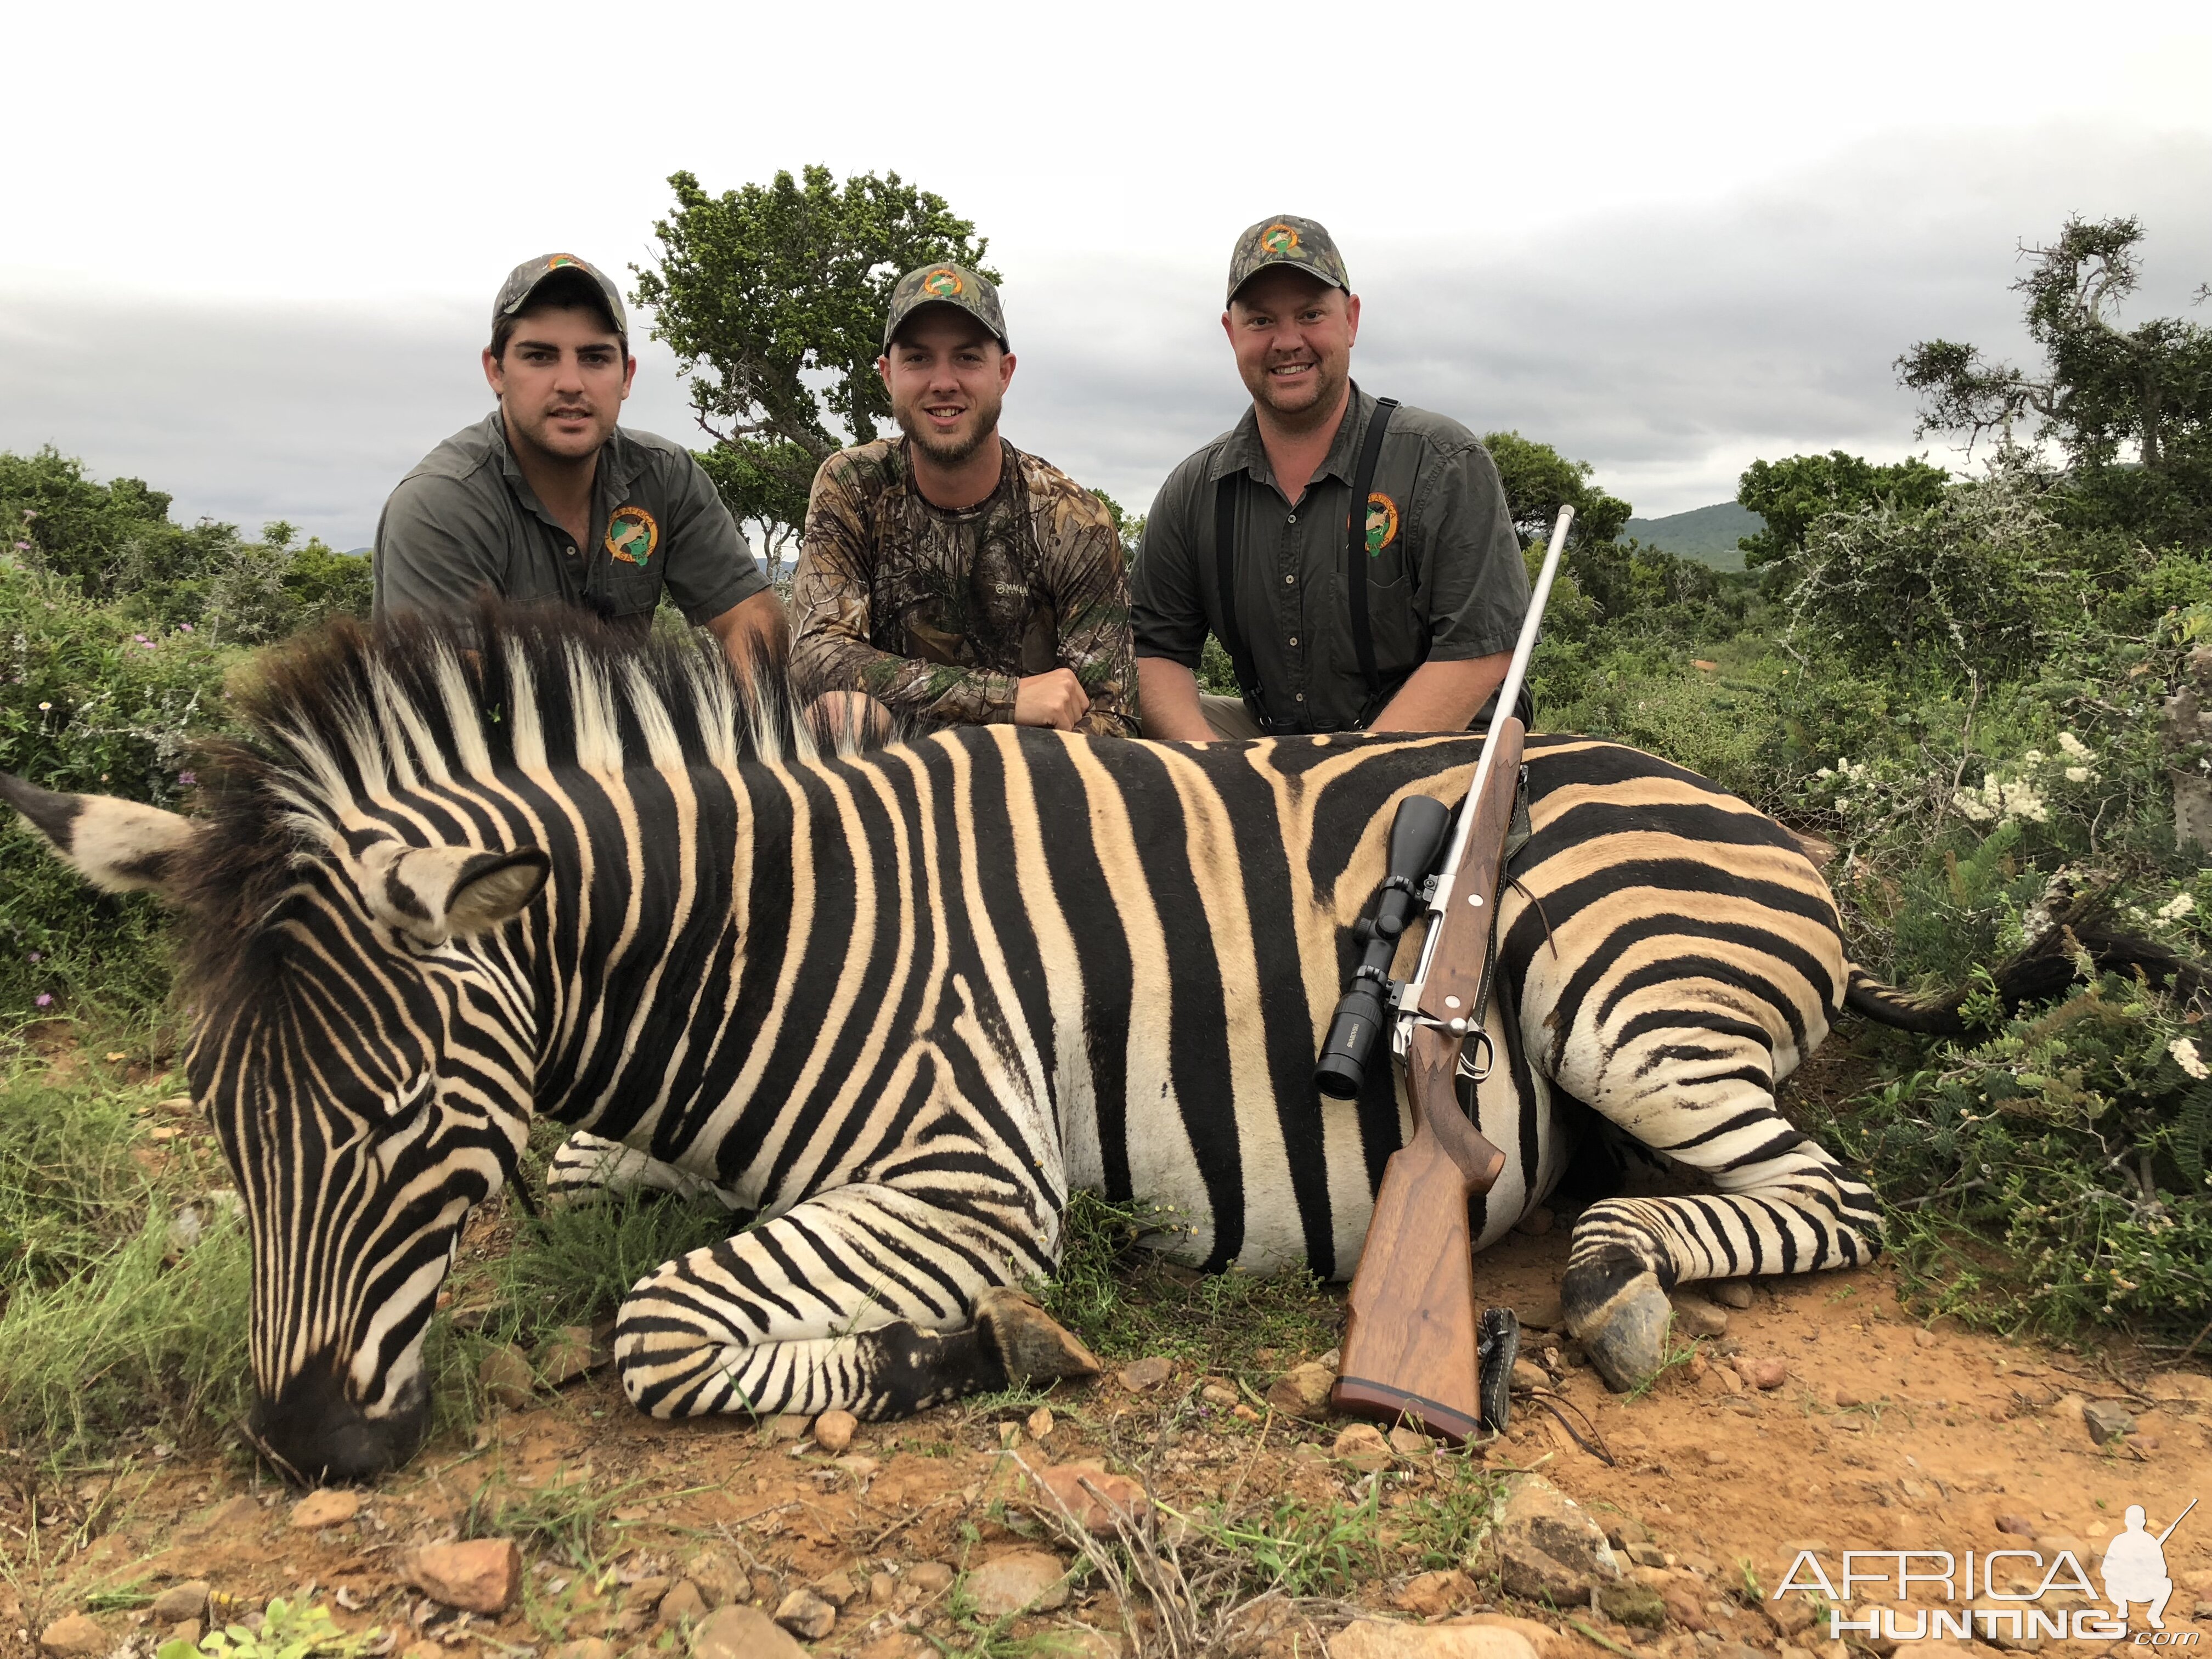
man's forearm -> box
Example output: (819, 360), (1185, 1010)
(1367, 651), (1511, 734)
(1137, 657), (1214, 740)
(706, 590), (791, 680)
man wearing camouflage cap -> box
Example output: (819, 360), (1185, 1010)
(788, 261), (1137, 737)
(1131, 216), (1527, 738)
(374, 252), (786, 672)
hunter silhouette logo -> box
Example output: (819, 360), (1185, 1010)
(1365, 492), (1401, 555)
(922, 269), (963, 298)
(605, 505), (658, 567)
(1261, 224), (1300, 256)
(1774, 1497), (2199, 1643)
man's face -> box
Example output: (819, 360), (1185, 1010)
(482, 306), (635, 462)
(877, 308), (1015, 469)
(1223, 268), (1361, 425)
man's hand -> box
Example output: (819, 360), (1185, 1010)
(1136, 658), (1215, 741)
(704, 590), (791, 681)
(1014, 667), (1091, 731)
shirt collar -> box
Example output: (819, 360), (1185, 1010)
(1207, 381), (1374, 486)
(487, 410), (640, 498)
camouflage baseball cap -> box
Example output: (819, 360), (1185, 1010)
(493, 253), (629, 343)
(1226, 215), (1350, 303)
(882, 262), (1009, 353)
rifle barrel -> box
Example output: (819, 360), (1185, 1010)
(1409, 505), (1574, 990)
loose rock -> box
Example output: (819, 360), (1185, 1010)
(1511, 1359), (1548, 1393)
(1515, 1294), (1564, 1331)
(552, 1642), (618, 1659)
(1026, 1405), (1055, 1441)
(1735, 1356), (1788, 1391)
(151, 1582), (211, 1621)
(1393, 1568), (1474, 1616)
(1496, 1539), (1594, 1604)
(772, 1587), (836, 1640)
(1598, 1579), (1668, 1628)
(2082, 1401), (2135, 1444)
(535, 1324), (598, 1386)
(405, 1537), (522, 1614)
(1996, 1514), (2038, 1537)
(1663, 1585), (1708, 1630)
(1456, 1616), (1575, 1659)
(965, 1550), (1070, 1616)
(38, 1616), (106, 1658)
(1709, 1281), (1754, 1310)
(813, 1408), (858, 1454)
(906, 1562), (955, 1595)
(167, 1622), (202, 1647)
(175, 1494), (261, 1545)
(659, 1580), (707, 1624)
(1669, 1294), (1729, 1339)
(765, 1413), (810, 1441)
(1388, 1426), (1432, 1454)
(1333, 1422), (1393, 1472)
(1331, 1623), (1537, 1659)
(868, 1571), (896, 1605)
(691, 1604), (805, 1659)
(291, 1488), (363, 1530)
(1035, 1462), (1152, 1533)
(479, 1344), (536, 1409)
(1494, 1475), (1621, 1581)
(1119, 1356), (1173, 1391)
(1267, 1361), (1336, 1418)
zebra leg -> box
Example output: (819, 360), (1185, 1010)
(543, 1130), (746, 1212)
(1555, 1050), (1881, 1391)
(612, 1183), (1101, 1420)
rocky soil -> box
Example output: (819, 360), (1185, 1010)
(10, 1231), (2209, 1659)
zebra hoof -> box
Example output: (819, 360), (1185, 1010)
(974, 1286), (1103, 1386)
(1564, 1268), (1672, 1393)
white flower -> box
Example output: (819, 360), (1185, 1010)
(2158, 893), (2197, 922)
(2058, 732), (2094, 761)
(2023, 749), (2046, 765)
(1997, 778), (2049, 823)
(2170, 1037), (2209, 1081)
(2065, 766), (2093, 783)
(1953, 788), (1997, 823)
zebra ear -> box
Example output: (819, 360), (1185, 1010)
(360, 844), (551, 944)
(0, 771), (199, 900)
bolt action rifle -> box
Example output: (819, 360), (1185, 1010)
(1323, 506), (1576, 1443)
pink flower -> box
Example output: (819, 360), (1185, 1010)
(177, 771), (196, 787)
(34, 994), (52, 1008)
(26, 952), (41, 963)
(177, 622), (194, 633)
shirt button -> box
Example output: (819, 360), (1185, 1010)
(1288, 636), (1299, 646)
(1284, 573), (1296, 585)
(1286, 513), (1297, 524)
(1295, 692), (1306, 702)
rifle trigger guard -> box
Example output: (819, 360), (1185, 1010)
(1458, 1028), (1495, 1082)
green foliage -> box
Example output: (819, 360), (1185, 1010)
(1898, 216), (2212, 545)
(158, 1596), (379, 1659)
(1482, 430), (1632, 546)
(1735, 450), (1950, 568)
(635, 163), (995, 499)
(693, 436), (814, 577)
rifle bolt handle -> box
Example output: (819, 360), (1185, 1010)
(1449, 1017), (1469, 1034)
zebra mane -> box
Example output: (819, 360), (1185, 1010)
(173, 599), (887, 998)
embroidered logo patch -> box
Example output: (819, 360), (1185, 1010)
(605, 504), (659, 567)
(1364, 492), (1401, 556)
(1261, 224), (1300, 256)
(547, 253), (582, 271)
(922, 268), (963, 298)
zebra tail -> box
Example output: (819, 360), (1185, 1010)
(1846, 917), (2208, 1037)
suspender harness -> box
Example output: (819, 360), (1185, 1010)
(1213, 397), (1400, 733)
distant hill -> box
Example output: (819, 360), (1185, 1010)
(1620, 501), (1763, 572)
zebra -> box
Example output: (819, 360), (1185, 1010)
(3, 603), (1972, 1480)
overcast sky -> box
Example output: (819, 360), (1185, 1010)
(6, 2), (2210, 548)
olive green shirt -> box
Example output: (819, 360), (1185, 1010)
(1131, 385), (1527, 730)
(372, 413), (767, 631)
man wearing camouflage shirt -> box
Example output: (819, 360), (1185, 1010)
(788, 262), (1137, 738)
(1132, 216), (1528, 738)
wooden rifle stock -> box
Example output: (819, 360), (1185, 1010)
(1331, 716), (1526, 1443)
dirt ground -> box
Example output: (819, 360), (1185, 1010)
(12, 1227), (2210, 1659)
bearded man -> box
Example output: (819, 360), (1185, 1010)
(788, 262), (1137, 737)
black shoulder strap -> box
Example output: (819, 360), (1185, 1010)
(1213, 476), (1262, 708)
(1345, 397), (1399, 707)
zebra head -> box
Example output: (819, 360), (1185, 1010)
(1, 771), (550, 1481)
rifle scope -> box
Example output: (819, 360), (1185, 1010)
(1314, 794), (1452, 1099)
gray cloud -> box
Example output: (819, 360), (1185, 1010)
(3, 121), (2208, 544)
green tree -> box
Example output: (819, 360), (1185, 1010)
(1479, 431), (1631, 546)
(1896, 216), (2212, 543)
(632, 165), (998, 555)
(1735, 450), (1950, 568)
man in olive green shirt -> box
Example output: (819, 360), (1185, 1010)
(1131, 216), (1527, 738)
(374, 253), (786, 672)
